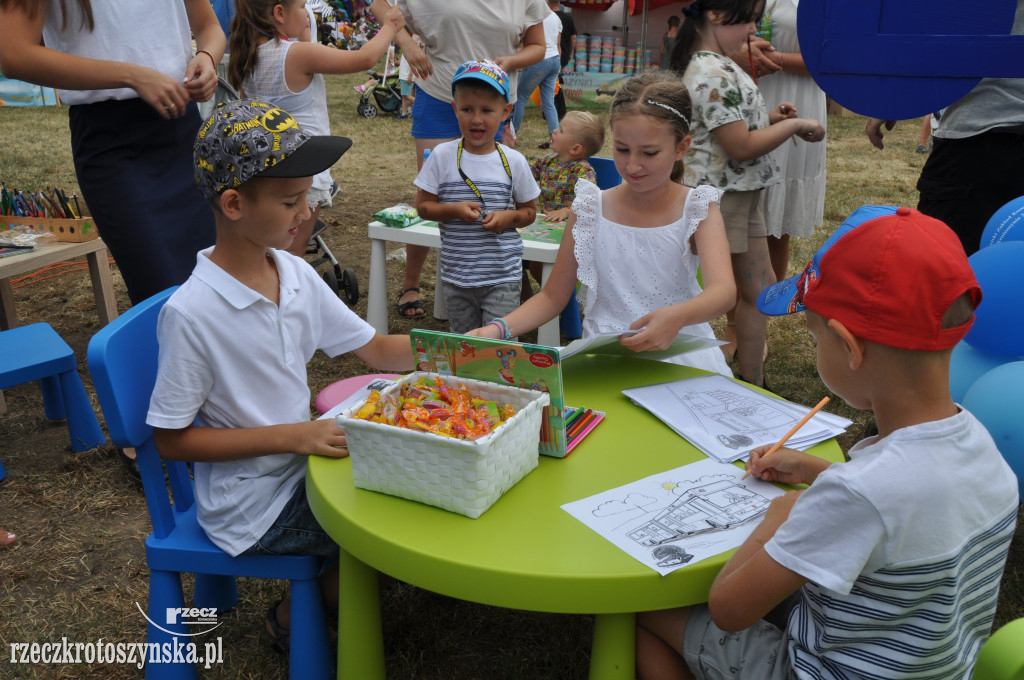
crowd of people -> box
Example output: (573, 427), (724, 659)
(1, 0), (1022, 678)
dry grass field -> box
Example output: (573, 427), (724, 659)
(1, 68), (1021, 679)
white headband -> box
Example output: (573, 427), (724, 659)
(646, 99), (689, 127)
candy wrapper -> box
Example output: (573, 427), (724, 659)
(352, 375), (516, 440)
(373, 203), (422, 229)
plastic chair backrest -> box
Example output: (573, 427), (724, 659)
(972, 617), (1024, 680)
(590, 156), (622, 190)
(87, 287), (194, 539)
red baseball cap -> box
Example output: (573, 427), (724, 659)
(757, 205), (982, 351)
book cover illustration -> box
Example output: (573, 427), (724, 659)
(411, 330), (570, 457)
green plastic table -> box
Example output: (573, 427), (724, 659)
(307, 355), (844, 679)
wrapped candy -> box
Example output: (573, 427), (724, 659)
(353, 376), (516, 440)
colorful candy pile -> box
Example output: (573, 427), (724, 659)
(353, 376), (517, 440)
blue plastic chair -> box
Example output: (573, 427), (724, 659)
(0, 323), (105, 478)
(590, 156), (622, 190)
(87, 288), (332, 680)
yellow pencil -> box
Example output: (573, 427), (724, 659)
(743, 396), (830, 480)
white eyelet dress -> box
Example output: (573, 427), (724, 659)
(572, 179), (733, 377)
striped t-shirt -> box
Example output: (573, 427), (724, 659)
(414, 139), (539, 288)
(765, 409), (1018, 679)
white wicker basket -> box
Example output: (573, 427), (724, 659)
(336, 373), (550, 518)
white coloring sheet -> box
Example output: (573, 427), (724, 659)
(562, 458), (785, 576)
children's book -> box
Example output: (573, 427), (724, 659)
(410, 330), (602, 458)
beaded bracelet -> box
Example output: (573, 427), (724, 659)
(489, 318), (511, 340)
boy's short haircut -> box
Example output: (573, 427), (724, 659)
(757, 205), (982, 351)
(451, 60), (510, 102)
(562, 111), (605, 158)
(193, 98), (352, 199)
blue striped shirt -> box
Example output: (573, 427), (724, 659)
(415, 139), (539, 287)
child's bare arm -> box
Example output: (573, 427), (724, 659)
(154, 420), (350, 462)
(480, 199), (537, 234)
(707, 491), (809, 631)
(290, 6), (403, 75)
(351, 333), (415, 371)
(415, 189), (481, 223)
(713, 116), (825, 161)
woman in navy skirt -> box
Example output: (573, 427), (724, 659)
(0, 0), (225, 305)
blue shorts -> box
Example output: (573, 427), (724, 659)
(242, 482), (339, 558)
(400, 80), (415, 97)
(411, 89), (460, 139)
(411, 88), (509, 141)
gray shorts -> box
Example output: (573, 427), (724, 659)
(443, 280), (521, 334)
(682, 605), (796, 680)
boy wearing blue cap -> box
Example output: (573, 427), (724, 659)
(415, 59), (540, 334)
(637, 206), (1018, 680)
(147, 99), (414, 650)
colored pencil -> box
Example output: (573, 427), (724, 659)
(743, 396), (830, 479)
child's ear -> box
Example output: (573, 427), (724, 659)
(502, 101), (515, 120)
(219, 189), (244, 220)
(569, 141), (584, 157)
(272, 3), (286, 25)
(828, 319), (865, 370)
(676, 135), (692, 158)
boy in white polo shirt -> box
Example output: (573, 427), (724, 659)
(146, 99), (413, 651)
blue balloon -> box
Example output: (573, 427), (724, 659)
(980, 195), (1024, 249)
(949, 341), (1010, 403)
(962, 362), (1024, 499)
(965, 241), (1024, 357)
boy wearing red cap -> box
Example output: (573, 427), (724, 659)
(637, 206), (1018, 680)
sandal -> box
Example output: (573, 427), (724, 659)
(119, 448), (142, 488)
(264, 599), (289, 655)
(396, 287), (425, 318)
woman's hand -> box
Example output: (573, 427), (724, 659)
(402, 39), (432, 80)
(729, 36), (780, 79)
(184, 52), (218, 103)
(129, 64), (190, 119)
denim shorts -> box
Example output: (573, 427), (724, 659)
(242, 482), (339, 558)
(411, 89), (507, 141)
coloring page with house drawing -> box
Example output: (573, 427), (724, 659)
(562, 458), (786, 575)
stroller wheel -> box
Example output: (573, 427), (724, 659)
(356, 102), (368, 117)
(341, 268), (360, 305)
(322, 269), (340, 295)
(361, 104), (378, 119)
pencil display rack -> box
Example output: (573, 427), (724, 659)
(0, 216), (98, 242)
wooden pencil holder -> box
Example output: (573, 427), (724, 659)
(1, 216), (98, 242)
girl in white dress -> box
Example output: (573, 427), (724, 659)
(470, 70), (736, 376)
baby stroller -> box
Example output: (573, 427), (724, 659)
(355, 68), (403, 119)
(307, 214), (359, 305)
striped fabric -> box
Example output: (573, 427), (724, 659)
(414, 139), (539, 288)
(787, 505), (1016, 680)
